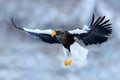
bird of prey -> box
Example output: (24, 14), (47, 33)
(11, 14), (112, 67)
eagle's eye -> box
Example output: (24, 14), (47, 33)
(56, 31), (64, 36)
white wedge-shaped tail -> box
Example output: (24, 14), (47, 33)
(70, 42), (89, 66)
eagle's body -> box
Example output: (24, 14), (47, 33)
(55, 30), (75, 50)
(11, 14), (112, 67)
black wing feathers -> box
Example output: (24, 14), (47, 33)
(38, 34), (59, 43)
(11, 18), (60, 44)
(11, 18), (24, 30)
(28, 32), (59, 43)
(90, 14), (95, 26)
(80, 15), (112, 45)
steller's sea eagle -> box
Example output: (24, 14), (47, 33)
(11, 14), (112, 67)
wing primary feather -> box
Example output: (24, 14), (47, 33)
(11, 17), (24, 31)
(94, 16), (105, 26)
(11, 18), (60, 44)
(90, 14), (95, 26)
(74, 15), (112, 45)
(93, 16), (102, 26)
(102, 23), (112, 27)
(97, 16), (105, 25)
(100, 19), (110, 26)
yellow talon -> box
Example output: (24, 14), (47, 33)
(64, 60), (68, 66)
(67, 59), (73, 66)
(64, 59), (73, 67)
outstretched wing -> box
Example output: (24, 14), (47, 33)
(11, 18), (60, 43)
(69, 14), (112, 45)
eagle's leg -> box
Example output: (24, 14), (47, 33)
(63, 47), (73, 67)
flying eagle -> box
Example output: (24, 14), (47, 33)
(11, 14), (112, 67)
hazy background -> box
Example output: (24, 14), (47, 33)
(0, 0), (120, 80)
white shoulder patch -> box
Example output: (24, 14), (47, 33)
(70, 42), (89, 66)
(69, 25), (90, 35)
(83, 25), (90, 31)
(23, 28), (52, 35)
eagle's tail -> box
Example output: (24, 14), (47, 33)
(70, 42), (89, 66)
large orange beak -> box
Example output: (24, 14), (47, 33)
(51, 31), (56, 37)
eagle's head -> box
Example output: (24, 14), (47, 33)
(51, 29), (67, 37)
(51, 29), (71, 44)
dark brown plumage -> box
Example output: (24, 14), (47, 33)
(55, 30), (75, 50)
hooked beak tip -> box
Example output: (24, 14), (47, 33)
(51, 31), (56, 37)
